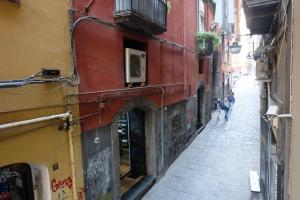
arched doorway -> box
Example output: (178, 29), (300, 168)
(118, 108), (147, 195)
(197, 85), (205, 128)
(111, 99), (157, 200)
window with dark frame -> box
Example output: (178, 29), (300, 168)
(0, 163), (35, 200)
(199, 57), (205, 74)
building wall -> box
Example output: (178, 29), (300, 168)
(250, 0), (293, 199)
(163, 97), (198, 167)
(80, 96), (198, 199)
(71, 0), (217, 199)
(0, 0), (84, 199)
(81, 125), (114, 200)
(72, 0), (213, 132)
(290, 1), (300, 199)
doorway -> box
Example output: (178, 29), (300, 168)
(118, 108), (147, 195)
(197, 86), (205, 128)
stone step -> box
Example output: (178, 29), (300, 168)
(122, 176), (156, 200)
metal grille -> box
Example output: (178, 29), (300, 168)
(115, 0), (167, 26)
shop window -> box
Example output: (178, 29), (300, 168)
(0, 163), (50, 200)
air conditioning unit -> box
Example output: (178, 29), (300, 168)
(125, 48), (146, 84)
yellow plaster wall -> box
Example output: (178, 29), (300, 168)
(290, 1), (300, 199)
(0, 0), (75, 112)
(0, 0), (84, 199)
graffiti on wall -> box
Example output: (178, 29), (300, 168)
(77, 187), (85, 200)
(0, 168), (20, 183)
(167, 101), (197, 165)
(171, 114), (182, 134)
(51, 176), (73, 200)
(0, 166), (26, 200)
(56, 189), (69, 200)
(85, 147), (112, 199)
(169, 109), (186, 161)
(51, 176), (73, 192)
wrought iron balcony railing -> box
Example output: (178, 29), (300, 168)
(114, 0), (167, 35)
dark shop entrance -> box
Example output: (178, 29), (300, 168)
(118, 108), (147, 196)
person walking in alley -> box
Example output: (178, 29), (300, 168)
(228, 93), (235, 108)
(229, 89), (235, 96)
(226, 89), (235, 108)
(223, 98), (230, 121)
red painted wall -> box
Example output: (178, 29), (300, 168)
(72, 0), (215, 132)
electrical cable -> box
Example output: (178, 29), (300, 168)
(273, 0), (289, 72)
(0, 82), (69, 95)
(70, 11), (197, 54)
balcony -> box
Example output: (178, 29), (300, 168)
(114, 0), (167, 35)
(243, 0), (280, 34)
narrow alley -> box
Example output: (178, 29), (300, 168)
(143, 76), (261, 200)
(3, 0), (300, 199)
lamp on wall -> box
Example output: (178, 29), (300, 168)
(229, 41), (242, 54)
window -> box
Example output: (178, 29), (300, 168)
(0, 163), (51, 200)
(197, 0), (205, 32)
(0, 163), (34, 200)
(199, 58), (205, 74)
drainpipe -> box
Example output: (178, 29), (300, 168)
(0, 112), (78, 199)
(183, 0), (187, 90)
(67, 115), (78, 200)
(159, 87), (165, 173)
(290, 0), (294, 116)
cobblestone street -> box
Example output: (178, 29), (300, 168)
(143, 76), (261, 200)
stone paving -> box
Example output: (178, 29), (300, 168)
(143, 76), (262, 200)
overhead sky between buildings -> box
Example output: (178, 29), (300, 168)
(215, 0), (235, 25)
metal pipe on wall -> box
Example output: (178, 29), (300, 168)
(183, 0), (187, 90)
(67, 115), (78, 200)
(0, 111), (79, 199)
(67, 83), (184, 98)
(159, 87), (165, 173)
(0, 112), (71, 130)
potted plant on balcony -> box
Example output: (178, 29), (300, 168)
(196, 32), (220, 56)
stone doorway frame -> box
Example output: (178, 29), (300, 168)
(110, 98), (158, 200)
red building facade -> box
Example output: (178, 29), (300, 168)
(71, 0), (218, 199)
